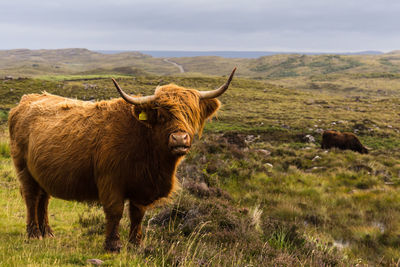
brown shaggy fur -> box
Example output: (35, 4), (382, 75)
(321, 130), (369, 154)
(8, 83), (221, 251)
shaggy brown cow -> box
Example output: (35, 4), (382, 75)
(321, 130), (368, 154)
(8, 68), (236, 252)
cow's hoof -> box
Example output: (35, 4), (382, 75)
(128, 233), (142, 246)
(40, 225), (55, 238)
(104, 239), (122, 253)
(27, 225), (42, 240)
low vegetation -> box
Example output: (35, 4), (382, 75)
(1, 50), (400, 265)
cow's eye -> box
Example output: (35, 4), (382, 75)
(157, 109), (170, 123)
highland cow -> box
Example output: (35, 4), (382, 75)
(321, 130), (368, 154)
(8, 68), (236, 252)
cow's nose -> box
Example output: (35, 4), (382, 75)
(169, 132), (190, 146)
(169, 132), (191, 156)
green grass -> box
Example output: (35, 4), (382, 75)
(0, 134), (9, 158)
(35, 74), (133, 81)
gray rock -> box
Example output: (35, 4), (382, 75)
(314, 128), (324, 134)
(256, 149), (271, 157)
(264, 163), (273, 168)
(87, 259), (104, 265)
(312, 155), (321, 161)
(304, 134), (315, 143)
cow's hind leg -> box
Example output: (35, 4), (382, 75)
(37, 191), (54, 237)
(18, 168), (42, 239)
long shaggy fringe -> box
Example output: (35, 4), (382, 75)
(153, 84), (204, 136)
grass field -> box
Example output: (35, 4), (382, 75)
(1, 55), (400, 265)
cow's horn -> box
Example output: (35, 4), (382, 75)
(199, 67), (237, 99)
(112, 78), (156, 105)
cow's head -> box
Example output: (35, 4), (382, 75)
(112, 68), (236, 157)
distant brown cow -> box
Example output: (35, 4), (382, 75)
(321, 130), (368, 154)
(8, 68), (236, 252)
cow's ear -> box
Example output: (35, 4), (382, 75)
(132, 106), (157, 126)
(200, 98), (221, 120)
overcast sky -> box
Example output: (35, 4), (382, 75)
(1, 0), (400, 52)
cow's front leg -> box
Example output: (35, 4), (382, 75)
(129, 202), (145, 245)
(98, 182), (124, 252)
(102, 201), (124, 252)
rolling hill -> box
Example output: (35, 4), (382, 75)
(1, 48), (400, 79)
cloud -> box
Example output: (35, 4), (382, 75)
(1, 0), (399, 51)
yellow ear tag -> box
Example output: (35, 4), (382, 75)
(139, 111), (148, 121)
